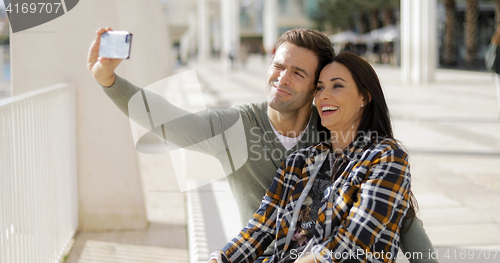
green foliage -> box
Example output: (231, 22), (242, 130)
(312, 0), (399, 31)
(0, 35), (9, 45)
(313, 0), (358, 31)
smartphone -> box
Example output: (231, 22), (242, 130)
(99, 31), (133, 59)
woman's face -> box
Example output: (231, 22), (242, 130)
(315, 62), (365, 133)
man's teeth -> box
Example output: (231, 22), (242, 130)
(322, 106), (339, 112)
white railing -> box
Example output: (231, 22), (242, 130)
(0, 84), (78, 263)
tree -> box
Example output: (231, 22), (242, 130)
(381, 6), (395, 27)
(442, 0), (457, 65)
(363, 0), (399, 29)
(464, 0), (479, 67)
(312, 0), (398, 33)
(495, 0), (500, 30)
(313, 0), (360, 32)
(355, 11), (369, 34)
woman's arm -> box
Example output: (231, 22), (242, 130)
(308, 145), (411, 263)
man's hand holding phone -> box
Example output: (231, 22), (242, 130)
(87, 28), (131, 87)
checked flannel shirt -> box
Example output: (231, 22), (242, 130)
(214, 133), (411, 263)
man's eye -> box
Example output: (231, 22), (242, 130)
(296, 72), (304, 78)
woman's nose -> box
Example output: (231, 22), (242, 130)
(318, 90), (331, 100)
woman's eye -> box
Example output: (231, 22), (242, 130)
(334, 84), (343, 88)
(316, 86), (324, 91)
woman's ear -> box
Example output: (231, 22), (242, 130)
(364, 93), (372, 104)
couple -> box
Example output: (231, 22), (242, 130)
(88, 28), (436, 263)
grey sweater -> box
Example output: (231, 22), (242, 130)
(101, 75), (437, 263)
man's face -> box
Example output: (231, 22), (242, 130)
(267, 42), (318, 114)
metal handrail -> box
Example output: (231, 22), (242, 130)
(0, 83), (78, 263)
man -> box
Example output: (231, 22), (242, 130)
(88, 27), (436, 263)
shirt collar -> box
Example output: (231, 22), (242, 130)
(319, 132), (376, 162)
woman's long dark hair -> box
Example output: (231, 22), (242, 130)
(332, 52), (418, 229)
(332, 52), (392, 138)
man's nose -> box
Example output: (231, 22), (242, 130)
(278, 70), (291, 86)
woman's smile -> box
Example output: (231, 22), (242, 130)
(320, 105), (339, 117)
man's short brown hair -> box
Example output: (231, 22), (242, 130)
(274, 28), (335, 84)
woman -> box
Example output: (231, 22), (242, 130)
(209, 52), (414, 263)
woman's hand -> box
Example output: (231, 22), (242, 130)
(87, 27), (122, 87)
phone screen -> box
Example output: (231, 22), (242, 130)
(99, 31), (133, 59)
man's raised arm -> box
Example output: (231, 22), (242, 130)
(86, 28), (246, 170)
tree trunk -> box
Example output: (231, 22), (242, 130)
(381, 7), (393, 27)
(465, 0), (479, 67)
(356, 11), (368, 33)
(495, 0), (500, 31)
(443, 0), (456, 65)
(369, 8), (379, 31)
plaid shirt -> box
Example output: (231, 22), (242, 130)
(216, 134), (411, 263)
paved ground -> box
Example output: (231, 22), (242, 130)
(65, 150), (190, 263)
(67, 55), (500, 263)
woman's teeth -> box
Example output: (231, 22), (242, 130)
(322, 106), (339, 112)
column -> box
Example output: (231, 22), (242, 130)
(232, 0), (240, 52)
(197, 0), (210, 62)
(400, 0), (437, 84)
(212, 18), (221, 57)
(180, 12), (197, 63)
(220, 0), (240, 70)
(263, 0), (278, 60)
